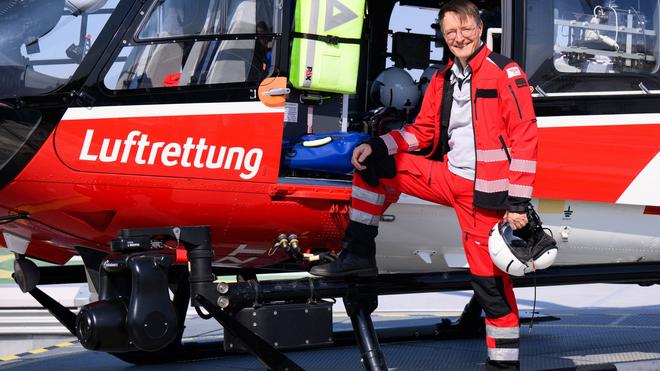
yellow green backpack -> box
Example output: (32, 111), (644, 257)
(290, 0), (365, 94)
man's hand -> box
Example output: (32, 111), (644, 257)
(352, 143), (373, 171)
(504, 211), (528, 230)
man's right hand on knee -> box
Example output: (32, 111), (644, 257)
(352, 143), (373, 170)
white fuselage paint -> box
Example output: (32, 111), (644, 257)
(536, 112), (660, 128)
(61, 101), (284, 121)
(375, 195), (660, 274)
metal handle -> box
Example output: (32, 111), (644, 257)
(262, 87), (291, 96)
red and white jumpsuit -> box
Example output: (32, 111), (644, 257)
(351, 45), (538, 366)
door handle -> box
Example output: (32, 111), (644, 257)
(263, 88), (291, 96)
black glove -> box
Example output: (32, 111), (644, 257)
(355, 137), (395, 187)
(513, 204), (557, 261)
(356, 154), (396, 188)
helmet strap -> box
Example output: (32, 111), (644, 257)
(529, 271), (538, 334)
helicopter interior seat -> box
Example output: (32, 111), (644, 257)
(179, 0), (223, 85)
(179, 0), (273, 86)
(114, 43), (185, 89)
(23, 67), (69, 91)
(0, 63), (67, 98)
(114, 0), (210, 89)
(206, 0), (259, 84)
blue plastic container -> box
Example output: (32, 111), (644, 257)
(282, 132), (369, 175)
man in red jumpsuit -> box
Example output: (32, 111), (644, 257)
(311, 1), (537, 369)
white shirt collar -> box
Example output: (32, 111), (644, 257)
(450, 40), (482, 82)
(451, 62), (472, 82)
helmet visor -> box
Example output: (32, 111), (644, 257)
(499, 222), (527, 248)
(498, 222), (531, 261)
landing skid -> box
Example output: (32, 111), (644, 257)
(10, 225), (660, 370)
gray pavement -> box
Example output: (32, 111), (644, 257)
(1, 283), (660, 370)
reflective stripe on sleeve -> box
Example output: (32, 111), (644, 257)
(510, 159), (536, 173)
(475, 178), (509, 193)
(352, 186), (385, 206)
(486, 325), (519, 339)
(488, 348), (519, 361)
(349, 208), (380, 226)
(381, 133), (398, 155)
(476, 149), (510, 162)
(508, 183), (533, 198)
(303, 0), (321, 88)
(400, 130), (419, 151)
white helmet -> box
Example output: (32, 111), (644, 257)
(370, 67), (420, 110)
(488, 221), (558, 277)
(65, 0), (108, 15)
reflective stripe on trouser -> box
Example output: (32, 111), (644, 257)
(486, 324), (520, 361)
(468, 235), (520, 362)
(348, 153), (518, 360)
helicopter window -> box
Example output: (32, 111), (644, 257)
(0, 0), (118, 99)
(137, 0), (278, 39)
(103, 0), (279, 90)
(387, 3), (445, 81)
(525, 0), (660, 96)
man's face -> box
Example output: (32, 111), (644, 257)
(441, 11), (483, 63)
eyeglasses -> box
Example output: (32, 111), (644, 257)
(443, 26), (479, 40)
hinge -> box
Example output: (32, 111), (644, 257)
(74, 89), (96, 108)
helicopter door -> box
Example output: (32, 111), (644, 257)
(55, 0), (285, 184)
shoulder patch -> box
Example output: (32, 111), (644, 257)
(506, 66), (521, 78)
(486, 52), (513, 70)
(515, 78), (528, 88)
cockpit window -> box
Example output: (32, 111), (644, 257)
(525, 0), (660, 96)
(0, 0), (118, 99)
(138, 0), (277, 39)
(103, 0), (280, 90)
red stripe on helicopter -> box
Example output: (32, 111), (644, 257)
(534, 123), (660, 205)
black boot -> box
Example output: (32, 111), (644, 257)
(309, 248), (377, 277)
(310, 222), (378, 277)
(486, 359), (520, 371)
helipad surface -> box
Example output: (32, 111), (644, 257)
(1, 284), (660, 370)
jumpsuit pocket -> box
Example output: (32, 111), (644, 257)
(498, 135), (512, 163)
(472, 234), (490, 250)
(474, 88), (498, 121)
(464, 233), (497, 277)
(395, 153), (430, 178)
(475, 89), (498, 98)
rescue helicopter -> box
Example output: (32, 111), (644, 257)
(1, 0), (659, 369)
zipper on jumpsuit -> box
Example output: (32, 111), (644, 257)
(498, 135), (512, 163)
(469, 79), (477, 229)
(430, 70), (451, 187)
(508, 84), (523, 119)
(473, 96), (479, 121)
(428, 161), (433, 185)
(429, 71), (448, 187)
